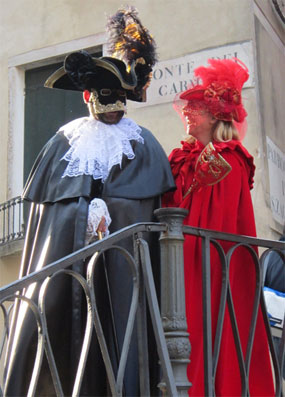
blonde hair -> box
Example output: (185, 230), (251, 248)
(185, 135), (197, 144)
(212, 120), (240, 142)
(184, 120), (240, 144)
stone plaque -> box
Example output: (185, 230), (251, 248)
(267, 136), (285, 225)
(132, 41), (254, 108)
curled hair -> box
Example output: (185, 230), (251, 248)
(212, 120), (240, 142)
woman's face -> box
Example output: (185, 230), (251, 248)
(183, 101), (215, 139)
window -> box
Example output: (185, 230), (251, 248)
(8, 35), (105, 200)
(24, 52), (101, 182)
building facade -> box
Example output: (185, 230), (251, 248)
(0, 0), (284, 289)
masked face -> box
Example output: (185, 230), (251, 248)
(97, 88), (126, 108)
(90, 89), (126, 114)
(181, 100), (218, 146)
(182, 101), (212, 135)
(84, 89), (127, 124)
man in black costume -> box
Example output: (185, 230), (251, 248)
(4, 7), (175, 396)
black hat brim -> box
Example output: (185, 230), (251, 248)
(44, 53), (137, 93)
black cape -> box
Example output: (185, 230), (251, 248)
(4, 123), (175, 396)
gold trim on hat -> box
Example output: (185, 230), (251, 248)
(44, 67), (66, 88)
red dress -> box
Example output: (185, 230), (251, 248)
(163, 139), (274, 396)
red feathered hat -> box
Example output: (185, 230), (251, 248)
(179, 58), (249, 123)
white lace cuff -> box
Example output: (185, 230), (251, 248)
(85, 198), (112, 244)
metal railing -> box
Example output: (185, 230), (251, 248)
(0, 197), (24, 246)
(0, 215), (181, 396)
(0, 207), (284, 396)
(181, 225), (285, 396)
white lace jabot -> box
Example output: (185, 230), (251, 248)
(60, 117), (144, 182)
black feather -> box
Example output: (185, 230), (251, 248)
(64, 51), (97, 90)
(106, 6), (157, 68)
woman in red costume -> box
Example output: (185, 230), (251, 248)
(163, 58), (274, 396)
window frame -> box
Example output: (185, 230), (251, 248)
(7, 33), (107, 199)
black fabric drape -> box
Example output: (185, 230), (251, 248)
(4, 124), (175, 396)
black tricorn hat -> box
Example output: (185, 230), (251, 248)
(44, 51), (141, 99)
(44, 7), (157, 102)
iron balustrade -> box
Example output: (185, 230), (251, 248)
(180, 220), (285, 396)
(0, 207), (284, 396)
(0, 197), (24, 246)
(0, 219), (180, 397)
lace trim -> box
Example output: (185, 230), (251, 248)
(85, 198), (112, 244)
(60, 117), (144, 182)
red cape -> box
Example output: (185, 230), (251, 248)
(163, 139), (274, 396)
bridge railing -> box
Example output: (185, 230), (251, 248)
(0, 207), (284, 396)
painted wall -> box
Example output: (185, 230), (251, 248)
(0, 0), (284, 289)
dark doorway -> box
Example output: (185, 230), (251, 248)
(24, 51), (101, 183)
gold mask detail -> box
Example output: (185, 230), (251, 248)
(90, 90), (126, 114)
